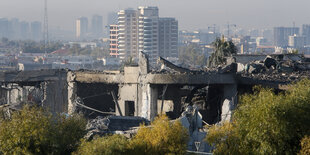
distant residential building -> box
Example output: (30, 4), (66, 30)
(10, 18), (20, 39)
(302, 24), (310, 45)
(114, 6), (178, 65)
(117, 8), (139, 60)
(109, 25), (119, 57)
(256, 37), (268, 46)
(20, 21), (30, 39)
(107, 12), (118, 25)
(0, 18), (9, 38)
(249, 29), (259, 37)
(158, 18), (178, 58)
(262, 29), (273, 44)
(65, 42), (97, 49)
(30, 21), (42, 41)
(76, 17), (88, 39)
(91, 15), (103, 38)
(288, 34), (306, 49)
(273, 27), (299, 47)
(137, 6), (160, 64)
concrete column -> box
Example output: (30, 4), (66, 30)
(43, 78), (68, 114)
(221, 84), (238, 123)
(67, 81), (77, 114)
(149, 85), (158, 120)
(222, 84), (238, 106)
(141, 84), (158, 120)
(141, 84), (150, 119)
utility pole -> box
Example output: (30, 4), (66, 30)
(43, 0), (49, 62)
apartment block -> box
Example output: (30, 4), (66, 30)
(273, 27), (299, 47)
(111, 6), (178, 65)
(159, 18), (178, 58)
(302, 24), (310, 45)
(76, 17), (88, 39)
(109, 25), (119, 57)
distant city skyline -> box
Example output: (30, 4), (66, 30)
(0, 0), (310, 31)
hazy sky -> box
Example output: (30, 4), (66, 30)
(0, 0), (310, 31)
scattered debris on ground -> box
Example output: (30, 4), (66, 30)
(85, 116), (150, 140)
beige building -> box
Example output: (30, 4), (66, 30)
(76, 17), (88, 39)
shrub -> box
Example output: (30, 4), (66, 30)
(75, 115), (189, 155)
(130, 115), (189, 154)
(74, 134), (129, 155)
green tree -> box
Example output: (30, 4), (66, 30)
(207, 37), (237, 67)
(206, 79), (310, 154)
(0, 105), (86, 155)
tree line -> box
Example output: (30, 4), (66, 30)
(0, 106), (189, 154)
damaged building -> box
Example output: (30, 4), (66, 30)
(0, 52), (309, 152)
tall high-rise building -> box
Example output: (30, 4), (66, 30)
(20, 21), (30, 39)
(10, 18), (20, 39)
(158, 18), (178, 58)
(113, 6), (178, 65)
(273, 27), (299, 47)
(0, 18), (9, 38)
(262, 29), (273, 44)
(30, 21), (42, 41)
(91, 15), (103, 38)
(109, 25), (119, 57)
(117, 7), (160, 63)
(302, 24), (310, 45)
(76, 17), (88, 39)
(117, 9), (139, 60)
(288, 34), (306, 48)
(107, 12), (118, 25)
(137, 6), (159, 64)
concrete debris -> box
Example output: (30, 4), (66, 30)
(157, 56), (191, 73)
(237, 63), (245, 73)
(178, 105), (211, 152)
(237, 55), (310, 82)
(245, 63), (265, 74)
(85, 116), (150, 140)
(219, 63), (237, 73)
(264, 56), (277, 69)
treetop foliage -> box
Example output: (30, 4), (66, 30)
(206, 79), (310, 155)
(130, 115), (189, 154)
(299, 135), (310, 155)
(74, 134), (130, 155)
(208, 37), (237, 67)
(0, 105), (87, 155)
(75, 115), (189, 155)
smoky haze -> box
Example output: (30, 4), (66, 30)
(0, 0), (310, 31)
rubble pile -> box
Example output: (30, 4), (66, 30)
(85, 116), (150, 140)
(239, 55), (310, 82)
